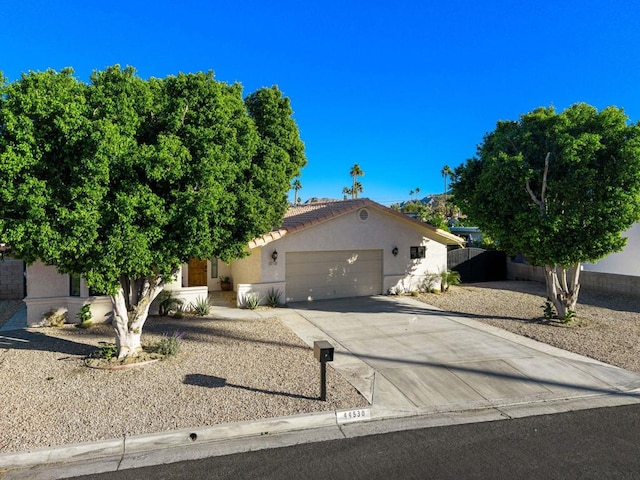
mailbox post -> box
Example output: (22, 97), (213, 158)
(314, 340), (334, 401)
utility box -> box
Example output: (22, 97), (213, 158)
(314, 340), (334, 363)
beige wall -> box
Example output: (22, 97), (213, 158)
(232, 248), (262, 286)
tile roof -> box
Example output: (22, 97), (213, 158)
(248, 198), (465, 248)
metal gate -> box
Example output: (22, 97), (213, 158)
(447, 248), (506, 283)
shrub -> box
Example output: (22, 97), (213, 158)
(153, 331), (184, 358)
(76, 304), (93, 328)
(542, 301), (556, 320)
(158, 290), (184, 317)
(440, 270), (461, 292)
(95, 342), (118, 359)
(173, 303), (186, 319)
(43, 309), (67, 327)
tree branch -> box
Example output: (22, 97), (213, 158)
(181, 104), (189, 126)
(525, 152), (551, 215)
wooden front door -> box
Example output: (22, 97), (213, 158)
(188, 258), (208, 287)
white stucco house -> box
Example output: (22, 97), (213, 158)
(582, 223), (640, 277)
(23, 198), (464, 326)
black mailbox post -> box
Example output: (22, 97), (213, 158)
(314, 340), (334, 401)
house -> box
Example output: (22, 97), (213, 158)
(582, 223), (640, 277)
(22, 198), (464, 325)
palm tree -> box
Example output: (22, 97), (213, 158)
(441, 165), (453, 199)
(291, 179), (302, 204)
(415, 187), (421, 202)
(342, 186), (351, 200)
(350, 164), (364, 197)
(352, 181), (363, 199)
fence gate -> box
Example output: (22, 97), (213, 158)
(447, 248), (506, 283)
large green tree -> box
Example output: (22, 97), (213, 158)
(0, 66), (306, 357)
(452, 103), (640, 319)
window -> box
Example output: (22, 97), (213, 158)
(210, 257), (219, 278)
(410, 246), (426, 259)
(70, 274), (81, 296)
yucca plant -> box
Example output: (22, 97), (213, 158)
(266, 288), (282, 307)
(190, 296), (211, 316)
(440, 269), (461, 292)
(244, 292), (261, 310)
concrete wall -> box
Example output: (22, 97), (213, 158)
(24, 262), (114, 326)
(0, 259), (25, 300)
(507, 259), (640, 297)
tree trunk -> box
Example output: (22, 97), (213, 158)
(110, 275), (165, 359)
(543, 263), (581, 320)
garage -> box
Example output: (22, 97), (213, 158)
(286, 249), (383, 302)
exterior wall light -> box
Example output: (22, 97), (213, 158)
(271, 250), (278, 262)
(0, 243), (7, 262)
(392, 246), (399, 257)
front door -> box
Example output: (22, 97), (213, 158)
(188, 258), (208, 287)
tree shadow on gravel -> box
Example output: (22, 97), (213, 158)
(0, 329), (95, 356)
(183, 373), (319, 401)
(144, 316), (312, 351)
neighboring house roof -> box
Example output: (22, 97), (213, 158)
(248, 198), (465, 248)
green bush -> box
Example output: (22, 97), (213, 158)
(95, 342), (118, 360)
(76, 304), (93, 328)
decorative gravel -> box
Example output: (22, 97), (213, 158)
(1, 280), (638, 453)
(0, 312), (367, 453)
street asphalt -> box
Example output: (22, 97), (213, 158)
(2, 295), (640, 479)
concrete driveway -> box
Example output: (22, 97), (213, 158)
(277, 295), (640, 419)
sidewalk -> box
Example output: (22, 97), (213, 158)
(2, 295), (640, 479)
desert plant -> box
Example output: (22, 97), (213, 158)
(562, 309), (576, 324)
(153, 331), (185, 358)
(440, 269), (461, 292)
(542, 301), (556, 320)
(157, 290), (184, 316)
(190, 296), (211, 316)
(76, 304), (93, 328)
(43, 309), (67, 327)
(173, 303), (186, 319)
(244, 292), (261, 309)
(266, 288), (282, 307)
(95, 342), (118, 359)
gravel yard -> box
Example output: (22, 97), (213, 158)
(0, 311), (367, 453)
(0, 280), (638, 454)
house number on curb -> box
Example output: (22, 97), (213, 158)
(336, 408), (371, 424)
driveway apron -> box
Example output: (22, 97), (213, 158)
(280, 296), (640, 418)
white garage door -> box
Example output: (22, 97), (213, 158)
(286, 250), (383, 302)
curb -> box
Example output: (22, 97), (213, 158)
(3, 393), (640, 479)
(0, 410), (338, 472)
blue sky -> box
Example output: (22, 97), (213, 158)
(2, 1), (640, 205)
